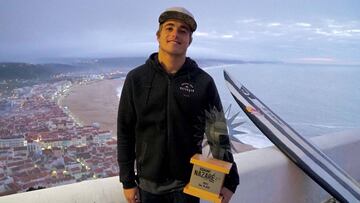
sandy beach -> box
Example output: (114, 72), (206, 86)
(61, 79), (122, 136)
(61, 78), (255, 153)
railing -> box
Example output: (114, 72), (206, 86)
(1, 130), (359, 203)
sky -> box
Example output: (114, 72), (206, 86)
(1, 0), (360, 64)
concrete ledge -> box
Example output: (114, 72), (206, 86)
(232, 130), (360, 203)
(0, 176), (126, 203)
(0, 130), (359, 203)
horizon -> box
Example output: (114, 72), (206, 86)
(1, 55), (359, 67)
(1, 0), (360, 65)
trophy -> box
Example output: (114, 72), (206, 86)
(184, 154), (232, 203)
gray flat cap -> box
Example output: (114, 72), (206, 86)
(159, 7), (197, 32)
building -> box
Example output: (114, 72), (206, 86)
(93, 131), (112, 144)
(0, 135), (27, 148)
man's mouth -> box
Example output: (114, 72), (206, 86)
(168, 40), (181, 45)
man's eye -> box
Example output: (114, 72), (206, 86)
(165, 27), (173, 31)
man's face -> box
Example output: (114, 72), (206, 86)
(157, 20), (192, 56)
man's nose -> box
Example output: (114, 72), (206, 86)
(170, 29), (180, 38)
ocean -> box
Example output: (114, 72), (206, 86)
(117, 63), (360, 148)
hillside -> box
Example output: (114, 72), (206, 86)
(0, 63), (78, 80)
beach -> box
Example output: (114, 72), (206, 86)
(61, 79), (122, 136)
(61, 78), (255, 153)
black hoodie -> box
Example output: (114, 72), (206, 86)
(117, 53), (239, 193)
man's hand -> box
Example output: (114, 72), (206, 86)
(123, 187), (140, 203)
(220, 187), (234, 203)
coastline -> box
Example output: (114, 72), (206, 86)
(60, 78), (255, 153)
(60, 79), (123, 136)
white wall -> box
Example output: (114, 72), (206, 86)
(231, 130), (360, 203)
(0, 177), (126, 203)
(0, 130), (359, 203)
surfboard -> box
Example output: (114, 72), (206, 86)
(223, 70), (360, 203)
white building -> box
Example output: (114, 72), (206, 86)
(93, 131), (112, 144)
(0, 135), (27, 148)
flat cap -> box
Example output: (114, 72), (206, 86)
(159, 7), (197, 32)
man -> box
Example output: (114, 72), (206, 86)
(117, 7), (239, 203)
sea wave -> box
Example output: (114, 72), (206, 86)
(202, 64), (236, 71)
(116, 86), (123, 99)
(234, 130), (273, 148)
(291, 122), (358, 129)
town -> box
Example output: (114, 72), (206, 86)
(0, 72), (125, 196)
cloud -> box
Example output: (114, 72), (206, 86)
(1, 1), (359, 64)
(236, 18), (259, 24)
(202, 19), (354, 42)
(325, 19), (360, 29)
(287, 57), (338, 64)
(314, 28), (333, 36)
(295, 22), (312, 27)
(267, 22), (282, 27)
(194, 32), (209, 37)
(328, 24), (344, 28)
(314, 28), (357, 37)
(349, 29), (360, 33)
(300, 57), (335, 62)
(194, 31), (236, 39)
(221, 34), (234, 39)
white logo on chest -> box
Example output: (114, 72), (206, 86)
(179, 82), (195, 96)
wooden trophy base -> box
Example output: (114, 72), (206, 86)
(184, 183), (222, 203)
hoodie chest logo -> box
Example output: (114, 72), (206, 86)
(179, 82), (195, 97)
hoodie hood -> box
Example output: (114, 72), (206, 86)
(146, 52), (199, 76)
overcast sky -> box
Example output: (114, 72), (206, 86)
(1, 0), (360, 64)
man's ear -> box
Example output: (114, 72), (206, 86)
(156, 31), (160, 42)
(189, 36), (193, 45)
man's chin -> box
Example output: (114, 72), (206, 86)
(170, 51), (187, 56)
(160, 47), (187, 56)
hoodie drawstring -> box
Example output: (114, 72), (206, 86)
(145, 69), (156, 105)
